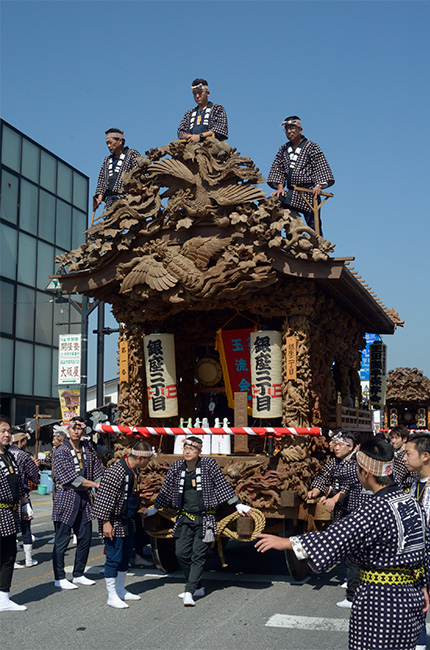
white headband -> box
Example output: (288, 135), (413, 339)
(183, 437), (202, 449)
(131, 445), (157, 458)
(356, 450), (393, 477)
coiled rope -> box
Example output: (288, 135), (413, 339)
(145, 508), (266, 568)
(215, 509), (266, 568)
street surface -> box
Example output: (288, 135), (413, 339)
(5, 491), (427, 650)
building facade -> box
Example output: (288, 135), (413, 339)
(0, 119), (89, 425)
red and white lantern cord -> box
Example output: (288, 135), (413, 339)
(94, 424), (322, 439)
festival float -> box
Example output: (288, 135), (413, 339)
(384, 367), (430, 431)
(54, 138), (401, 578)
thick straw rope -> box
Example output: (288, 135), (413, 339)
(215, 509), (266, 568)
(144, 508), (266, 568)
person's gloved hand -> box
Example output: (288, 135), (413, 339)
(236, 503), (252, 516)
(22, 502), (33, 519)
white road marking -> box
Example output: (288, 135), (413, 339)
(266, 614), (349, 632)
(266, 614), (430, 635)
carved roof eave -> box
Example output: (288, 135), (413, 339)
(267, 248), (395, 334)
(52, 224), (395, 335)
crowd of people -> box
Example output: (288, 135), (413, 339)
(94, 77), (335, 233)
(0, 414), (251, 612)
(1, 408), (430, 648)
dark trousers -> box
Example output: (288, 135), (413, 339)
(20, 518), (32, 544)
(175, 519), (208, 593)
(104, 532), (134, 578)
(52, 514), (92, 580)
(0, 534), (17, 592)
(346, 554), (360, 602)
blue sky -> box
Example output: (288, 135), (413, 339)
(2, 0), (429, 384)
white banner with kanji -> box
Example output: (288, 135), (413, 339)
(143, 333), (178, 418)
(58, 334), (81, 385)
(250, 331), (283, 418)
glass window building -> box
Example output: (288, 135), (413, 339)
(0, 119), (89, 425)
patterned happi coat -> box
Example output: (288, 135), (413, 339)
(154, 457), (238, 539)
(52, 439), (103, 527)
(295, 485), (428, 650)
(311, 456), (338, 496)
(0, 450), (26, 536)
(95, 147), (141, 202)
(8, 445), (39, 495)
(177, 102), (228, 140)
(267, 137), (334, 213)
(335, 457), (372, 514)
(92, 459), (138, 538)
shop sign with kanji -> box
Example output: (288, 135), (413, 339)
(58, 334), (81, 385)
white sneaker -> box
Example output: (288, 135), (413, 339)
(47, 538), (55, 544)
(54, 579), (78, 590)
(178, 587), (205, 598)
(14, 562), (25, 570)
(0, 592), (27, 612)
(341, 581), (348, 589)
(72, 576), (95, 586)
(31, 535), (39, 542)
(72, 535), (77, 545)
(336, 598), (352, 609)
(123, 591), (141, 601)
(183, 592), (195, 607)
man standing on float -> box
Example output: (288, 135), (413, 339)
(177, 78), (228, 142)
(267, 116), (334, 232)
(95, 128), (141, 210)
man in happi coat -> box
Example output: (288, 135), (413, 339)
(267, 116), (334, 232)
(177, 78), (228, 142)
(403, 432), (430, 650)
(144, 436), (251, 606)
(52, 416), (103, 590)
(308, 431), (342, 504)
(93, 440), (155, 609)
(391, 424), (415, 489)
(95, 128), (141, 210)
(0, 415), (28, 612)
(256, 438), (429, 650)
(8, 430), (40, 568)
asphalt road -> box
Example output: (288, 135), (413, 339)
(3, 491), (357, 650)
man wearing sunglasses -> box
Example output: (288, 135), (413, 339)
(177, 78), (228, 143)
(52, 416), (103, 590)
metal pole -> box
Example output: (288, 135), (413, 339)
(80, 295), (88, 418)
(97, 302), (105, 408)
